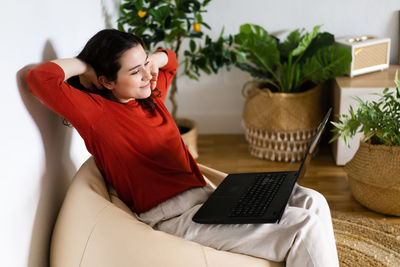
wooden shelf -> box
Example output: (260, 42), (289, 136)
(336, 65), (399, 89)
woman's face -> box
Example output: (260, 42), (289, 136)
(106, 45), (152, 103)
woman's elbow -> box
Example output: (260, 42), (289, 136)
(16, 64), (37, 89)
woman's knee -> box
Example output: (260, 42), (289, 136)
(294, 185), (330, 212)
(309, 189), (329, 210)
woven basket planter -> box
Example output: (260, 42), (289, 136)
(345, 141), (400, 216)
(242, 82), (323, 162)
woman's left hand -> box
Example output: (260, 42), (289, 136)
(148, 51), (168, 90)
(148, 56), (159, 90)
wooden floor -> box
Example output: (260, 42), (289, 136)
(196, 134), (400, 226)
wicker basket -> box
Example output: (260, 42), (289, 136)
(345, 141), (400, 216)
(242, 82), (323, 162)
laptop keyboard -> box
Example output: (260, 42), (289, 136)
(229, 173), (287, 218)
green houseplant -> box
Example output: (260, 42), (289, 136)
(118, 0), (238, 158)
(331, 74), (400, 215)
(331, 79), (400, 146)
(232, 24), (352, 162)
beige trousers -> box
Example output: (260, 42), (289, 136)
(138, 183), (339, 267)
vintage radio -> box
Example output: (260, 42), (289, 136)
(336, 36), (390, 77)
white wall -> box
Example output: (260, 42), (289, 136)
(1, 0), (399, 266)
(1, 1), (118, 266)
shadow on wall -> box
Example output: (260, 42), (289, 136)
(16, 40), (76, 267)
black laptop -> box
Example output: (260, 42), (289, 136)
(192, 108), (331, 224)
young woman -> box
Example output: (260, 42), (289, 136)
(26, 29), (339, 267)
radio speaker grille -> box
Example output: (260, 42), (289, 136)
(353, 43), (388, 70)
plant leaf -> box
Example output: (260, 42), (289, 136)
(234, 24), (280, 83)
(278, 29), (302, 59)
(189, 39), (196, 52)
(395, 70), (400, 89)
(235, 63), (269, 79)
(291, 25), (321, 57)
(302, 45), (352, 85)
(301, 32), (335, 62)
(134, 0), (143, 10)
(149, 5), (170, 22)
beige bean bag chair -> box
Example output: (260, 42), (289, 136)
(50, 157), (283, 267)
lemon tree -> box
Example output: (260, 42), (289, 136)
(118, 0), (239, 120)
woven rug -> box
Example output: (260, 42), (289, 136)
(332, 212), (400, 266)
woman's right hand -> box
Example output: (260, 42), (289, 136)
(78, 64), (103, 91)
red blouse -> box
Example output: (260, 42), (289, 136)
(26, 49), (206, 213)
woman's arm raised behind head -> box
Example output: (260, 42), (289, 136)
(51, 58), (102, 90)
(25, 61), (104, 135)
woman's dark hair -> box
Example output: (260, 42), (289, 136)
(68, 29), (160, 117)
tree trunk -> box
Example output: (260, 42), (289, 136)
(169, 35), (181, 122)
(169, 75), (178, 121)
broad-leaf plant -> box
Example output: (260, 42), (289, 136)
(233, 24), (352, 93)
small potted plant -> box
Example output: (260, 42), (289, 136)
(232, 24), (352, 162)
(331, 73), (400, 215)
(118, 0), (238, 158)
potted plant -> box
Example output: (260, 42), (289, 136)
(232, 24), (352, 162)
(331, 73), (400, 215)
(118, 0), (238, 158)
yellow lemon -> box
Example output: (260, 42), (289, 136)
(193, 22), (201, 33)
(137, 10), (147, 18)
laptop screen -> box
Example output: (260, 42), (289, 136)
(297, 108), (332, 177)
